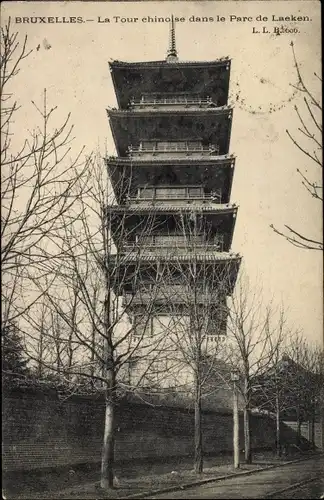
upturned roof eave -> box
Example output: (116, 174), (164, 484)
(107, 107), (233, 156)
(109, 62), (122, 109)
(107, 106), (233, 117)
(105, 154), (236, 166)
(228, 210), (238, 248)
(106, 159), (235, 205)
(109, 252), (241, 263)
(108, 58), (231, 110)
(109, 207), (238, 249)
(108, 205), (238, 216)
(109, 58), (231, 68)
(110, 254), (241, 294)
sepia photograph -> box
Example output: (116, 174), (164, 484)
(1, 1), (323, 498)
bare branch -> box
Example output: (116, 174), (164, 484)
(272, 43), (322, 250)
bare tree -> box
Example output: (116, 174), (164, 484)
(269, 41), (323, 451)
(1, 21), (91, 330)
(21, 291), (85, 390)
(251, 332), (300, 457)
(32, 301), (52, 379)
(25, 154), (168, 489)
(284, 333), (324, 448)
(226, 272), (285, 463)
(271, 42), (322, 251)
(143, 211), (241, 473)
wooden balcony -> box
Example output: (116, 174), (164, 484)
(123, 287), (227, 305)
(136, 193), (212, 200)
(128, 143), (220, 158)
(129, 96), (218, 109)
(131, 187), (222, 203)
(108, 107), (232, 157)
(123, 238), (224, 252)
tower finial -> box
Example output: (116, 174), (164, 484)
(166, 15), (178, 62)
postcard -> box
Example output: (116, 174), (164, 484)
(2, 1), (322, 498)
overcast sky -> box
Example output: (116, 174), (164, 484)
(2, 1), (322, 344)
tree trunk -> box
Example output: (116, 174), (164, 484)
(275, 391), (281, 457)
(243, 407), (252, 464)
(37, 333), (44, 378)
(296, 416), (301, 446)
(100, 376), (115, 489)
(308, 418), (315, 448)
(100, 280), (115, 490)
(233, 381), (240, 469)
(320, 386), (324, 450)
(194, 376), (203, 474)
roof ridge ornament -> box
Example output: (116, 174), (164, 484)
(166, 15), (178, 62)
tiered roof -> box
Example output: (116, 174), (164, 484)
(106, 18), (241, 294)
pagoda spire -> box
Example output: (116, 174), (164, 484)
(166, 15), (178, 62)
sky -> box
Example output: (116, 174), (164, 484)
(2, 1), (322, 345)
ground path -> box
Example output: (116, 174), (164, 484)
(150, 455), (324, 499)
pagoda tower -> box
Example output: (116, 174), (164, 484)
(106, 19), (241, 384)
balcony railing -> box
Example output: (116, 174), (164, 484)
(136, 193), (210, 200)
(124, 289), (227, 305)
(132, 190), (222, 202)
(128, 143), (220, 157)
(142, 240), (223, 248)
(129, 143), (218, 153)
(129, 96), (217, 108)
(124, 238), (224, 251)
(130, 332), (227, 344)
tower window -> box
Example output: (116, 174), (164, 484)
(139, 187), (154, 199)
(155, 187), (186, 199)
(188, 187), (202, 198)
(133, 315), (154, 337)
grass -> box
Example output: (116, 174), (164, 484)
(4, 449), (312, 499)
